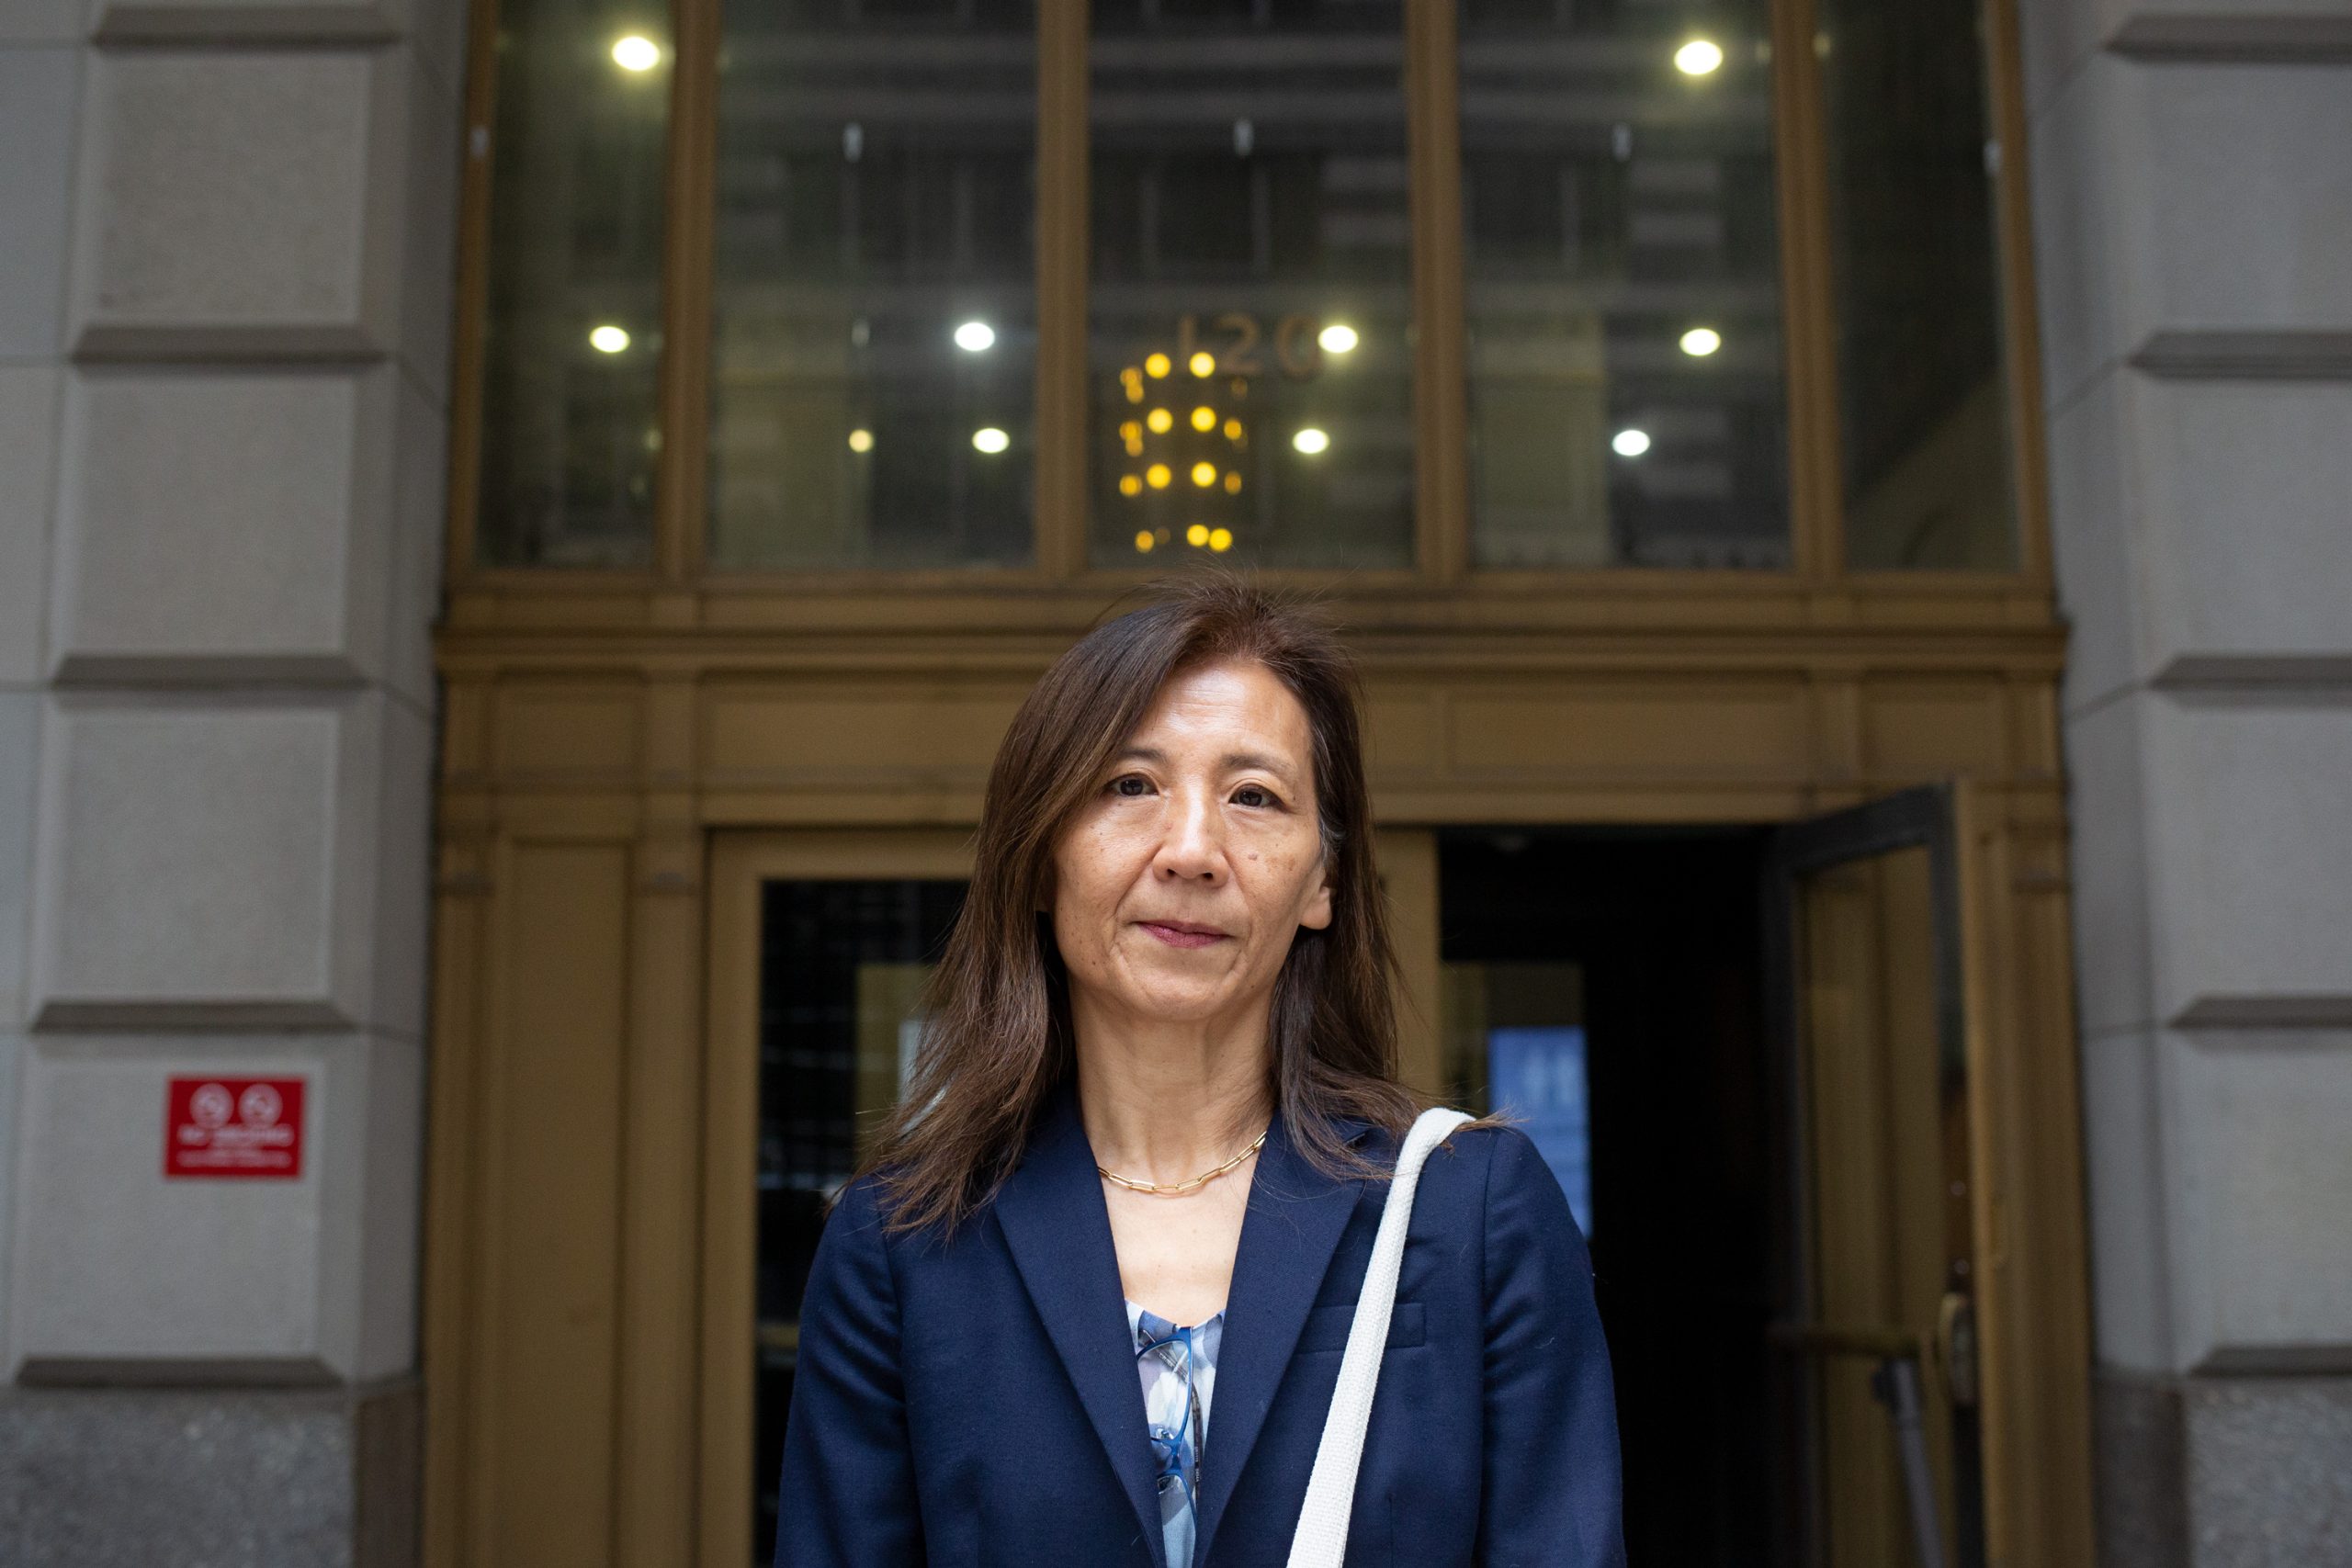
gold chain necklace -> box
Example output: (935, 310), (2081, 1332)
(1096, 1127), (1268, 1196)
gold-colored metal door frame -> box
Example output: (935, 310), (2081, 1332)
(696, 826), (1445, 1567)
(1765, 783), (2096, 1568)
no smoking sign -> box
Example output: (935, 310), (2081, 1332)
(165, 1077), (306, 1179)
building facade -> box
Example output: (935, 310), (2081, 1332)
(0, 0), (2344, 1565)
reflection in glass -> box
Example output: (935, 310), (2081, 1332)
(1091, 1), (1415, 570)
(1441, 961), (1591, 1235)
(709, 0), (1036, 570)
(753, 878), (966, 1562)
(1461, 0), (1790, 569)
(474, 0), (672, 567)
(1820, 0), (2018, 569)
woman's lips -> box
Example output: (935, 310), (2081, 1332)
(1139, 921), (1226, 949)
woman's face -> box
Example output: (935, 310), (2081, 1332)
(1047, 657), (1335, 1032)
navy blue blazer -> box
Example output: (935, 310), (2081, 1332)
(774, 1074), (1624, 1568)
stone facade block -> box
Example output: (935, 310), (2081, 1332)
(68, 50), (397, 359)
(2047, 365), (2138, 714)
(45, 366), (438, 699)
(0, 46), (79, 357)
(2061, 692), (2154, 1034)
(2183, 1375), (2352, 1566)
(4, 1031), (418, 1381)
(2078, 1029), (2176, 1371)
(0, 0), (85, 41)
(27, 693), (430, 1033)
(2049, 371), (2352, 708)
(0, 696), (37, 1028)
(2163, 1031), (2352, 1368)
(0, 367), (60, 686)
(2128, 377), (2352, 680)
(2137, 694), (2352, 1022)
(0, 1382), (419, 1568)
(2030, 58), (2352, 407)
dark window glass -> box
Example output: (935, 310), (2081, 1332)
(474, 0), (672, 567)
(1461, 0), (1792, 569)
(1820, 0), (2019, 569)
(708, 3), (1037, 570)
(1089, 0), (1416, 570)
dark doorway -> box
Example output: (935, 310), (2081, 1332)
(1439, 826), (1777, 1567)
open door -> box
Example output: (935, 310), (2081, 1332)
(1764, 783), (2094, 1568)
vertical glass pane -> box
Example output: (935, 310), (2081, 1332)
(1820, 0), (2018, 570)
(1461, 0), (1790, 569)
(475, 0), (672, 567)
(709, 0), (1037, 570)
(1090, 0), (1415, 570)
(754, 878), (967, 1563)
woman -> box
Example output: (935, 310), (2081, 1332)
(775, 572), (1624, 1568)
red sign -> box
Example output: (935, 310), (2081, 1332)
(164, 1077), (306, 1179)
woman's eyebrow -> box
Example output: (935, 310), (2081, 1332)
(1113, 745), (1300, 788)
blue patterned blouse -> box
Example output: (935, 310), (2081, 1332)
(1125, 1298), (1226, 1568)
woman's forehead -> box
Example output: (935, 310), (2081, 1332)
(1127, 661), (1313, 757)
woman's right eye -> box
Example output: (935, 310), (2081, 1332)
(1110, 774), (1152, 797)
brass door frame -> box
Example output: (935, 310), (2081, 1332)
(695, 825), (1442, 1567)
(1762, 783), (2095, 1568)
(700, 829), (980, 1568)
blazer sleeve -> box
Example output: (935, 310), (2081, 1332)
(773, 1174), (925, 1568)
(1475, 1125), (1628, 1567)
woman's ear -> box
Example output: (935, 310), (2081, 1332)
(1300, 859), (1335, 931)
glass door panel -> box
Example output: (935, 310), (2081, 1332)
(749, 877), (967, 1562)
(1768, 789), (1984, 1568)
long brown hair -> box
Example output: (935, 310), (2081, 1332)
(857, 568), (1438, 1235)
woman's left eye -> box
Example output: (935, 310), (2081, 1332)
(1234, 784), (1279, 809)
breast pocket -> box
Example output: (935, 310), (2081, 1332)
(1295, 1299), (1425, 1354)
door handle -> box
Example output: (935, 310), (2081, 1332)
(1937, 1291), (1979, 1408)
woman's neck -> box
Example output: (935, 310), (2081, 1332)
(1073, 1009), (1274, 1184)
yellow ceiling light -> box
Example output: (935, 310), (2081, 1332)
(1223, 470), (1242, 493)
(1119, 473), (1143, 497)
(612, 34), (660, 71)
(1147, 463), (1171, 489)
(847, 428), (874, 453)
(1135, 530), (1156, 552)
(1679, 325), (1723, 356)
(589, 324), (629, 354)
(1293, 426), (1330, 455)
(1208, 527), (1233, 552)
(1145, 353), (1171, 378)
(1223, 418), (1244, 442)
(1147, 407), (1173, 434)
(972, 426), (1010, 454)
(1191, 406), (1217, 432)
(1189, 352), (1216, 377)
(1191, 461), (1217, 488)
(1186, 524), (1210, 547)
(1317, 323), (1359, 354)
(1675, 38), (1724, 75)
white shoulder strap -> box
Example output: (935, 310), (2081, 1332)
(1286, 1106), (1476, 1568)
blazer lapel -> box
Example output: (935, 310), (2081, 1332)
(1190, 1105), (1374, 1568)
(993, 1076), (1169, 1568)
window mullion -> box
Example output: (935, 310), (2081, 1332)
(1408, 0), (1472, 583)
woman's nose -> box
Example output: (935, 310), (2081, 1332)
(1152, 788), (1227, 881)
